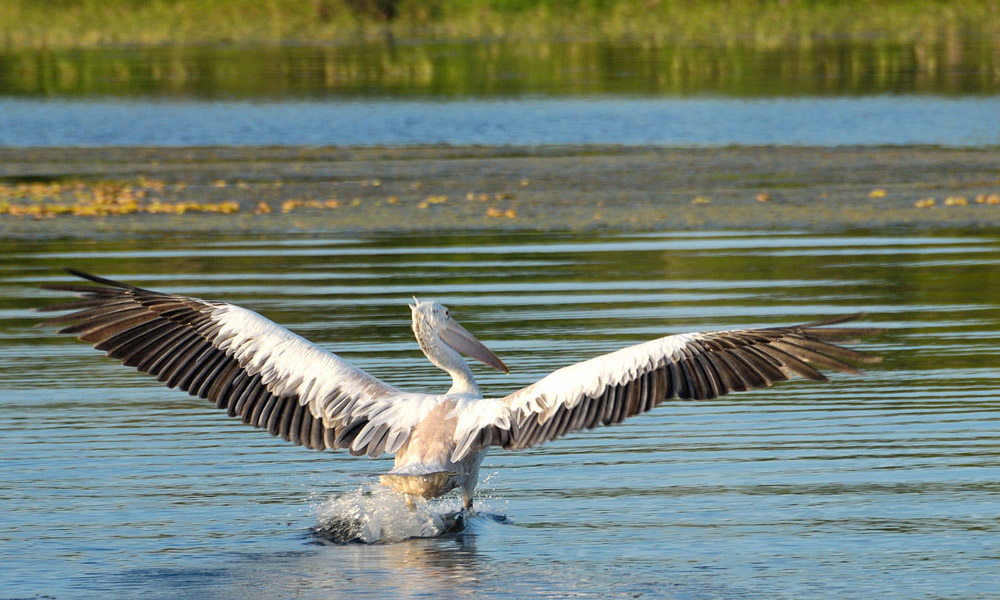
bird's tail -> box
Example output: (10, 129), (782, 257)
(379, 471), (462, 499)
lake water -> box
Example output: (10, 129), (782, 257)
(5, 96), (1000, 147)
(2, 230), (1000, 599)
(1, 39), (1000, 146)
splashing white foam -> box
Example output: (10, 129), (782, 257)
(314, 484), (462, 544)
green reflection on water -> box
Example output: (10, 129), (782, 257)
(2, 38), (999, 98)
(5, 230), (1000, 379)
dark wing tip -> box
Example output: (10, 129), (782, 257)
(39, 268), (145, 296)
(39, 269), (138, 293)
(797, 313), (884, 347)
(63, 268), (136, 289)
(791, 314), (884, 368)
(798, 312), (868, 328)
(36, 269), (144, 324)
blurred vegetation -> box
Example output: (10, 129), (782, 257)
(1, 0), (998, 48)
(3, 38), (999, 98)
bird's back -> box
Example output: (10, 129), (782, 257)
(381, 399), (486, 500)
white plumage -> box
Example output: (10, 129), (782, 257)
(42, 269), (881, 510)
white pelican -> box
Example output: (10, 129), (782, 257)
(41, 269), (881, 511)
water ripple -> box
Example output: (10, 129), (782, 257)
(2, 230), (1000, 599)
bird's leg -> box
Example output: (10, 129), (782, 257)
(459, 468), (480, 514)
(405, 494), (416, 511)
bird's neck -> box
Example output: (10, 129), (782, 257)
(417, 334), (481, 396)
(444, 361), (480, 397)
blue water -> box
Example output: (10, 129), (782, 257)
(2, 230), (1000, 599)
(2, 96), (1000, 147)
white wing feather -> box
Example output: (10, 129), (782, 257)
(43, 273), (444, 458)
(450, 319), (879, 460)
(449, 334), (694, 460)
(501, 334), (696, 423)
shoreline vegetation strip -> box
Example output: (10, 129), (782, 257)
(2, 0), (999, 49)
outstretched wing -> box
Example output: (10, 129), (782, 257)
(451, 316), (881, 460)
(39, 269), (440, 458)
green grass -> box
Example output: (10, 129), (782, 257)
(2, 0), (999, 48)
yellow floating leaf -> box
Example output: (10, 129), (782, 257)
(944, 196), (968, 206)
(209, 201), (240, 214)
(914, 198), (935, 208)
(691, 196), (711, 204)
(254, 201), (273, 214)
(485, 207), (503, 217)
(72, 205), (98, 216)
(139, 178), (166, 192)
(756, 192), (772, 202)
(869, 189), (887, 198)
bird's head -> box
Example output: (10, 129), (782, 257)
(409, 298), (509, 373)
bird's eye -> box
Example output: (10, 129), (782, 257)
(445, 310), (449, 316)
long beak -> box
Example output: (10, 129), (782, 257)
(438, 320), (509, 374)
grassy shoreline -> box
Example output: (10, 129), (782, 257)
(2, 0), (999, 49)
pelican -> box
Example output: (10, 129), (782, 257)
(41, 269), (881, 511)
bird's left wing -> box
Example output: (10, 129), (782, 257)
(450, 316), (881, 461)
(39, 269), (441, 458)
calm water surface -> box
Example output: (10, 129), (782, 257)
(5, 96), (1000, 147)
(2, 230), (1000, 599)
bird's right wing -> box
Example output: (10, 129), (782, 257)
(450, 315), (881, 460)
(39, 269), (442, 458)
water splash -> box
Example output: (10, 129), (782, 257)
(312, 485), (464, 544)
